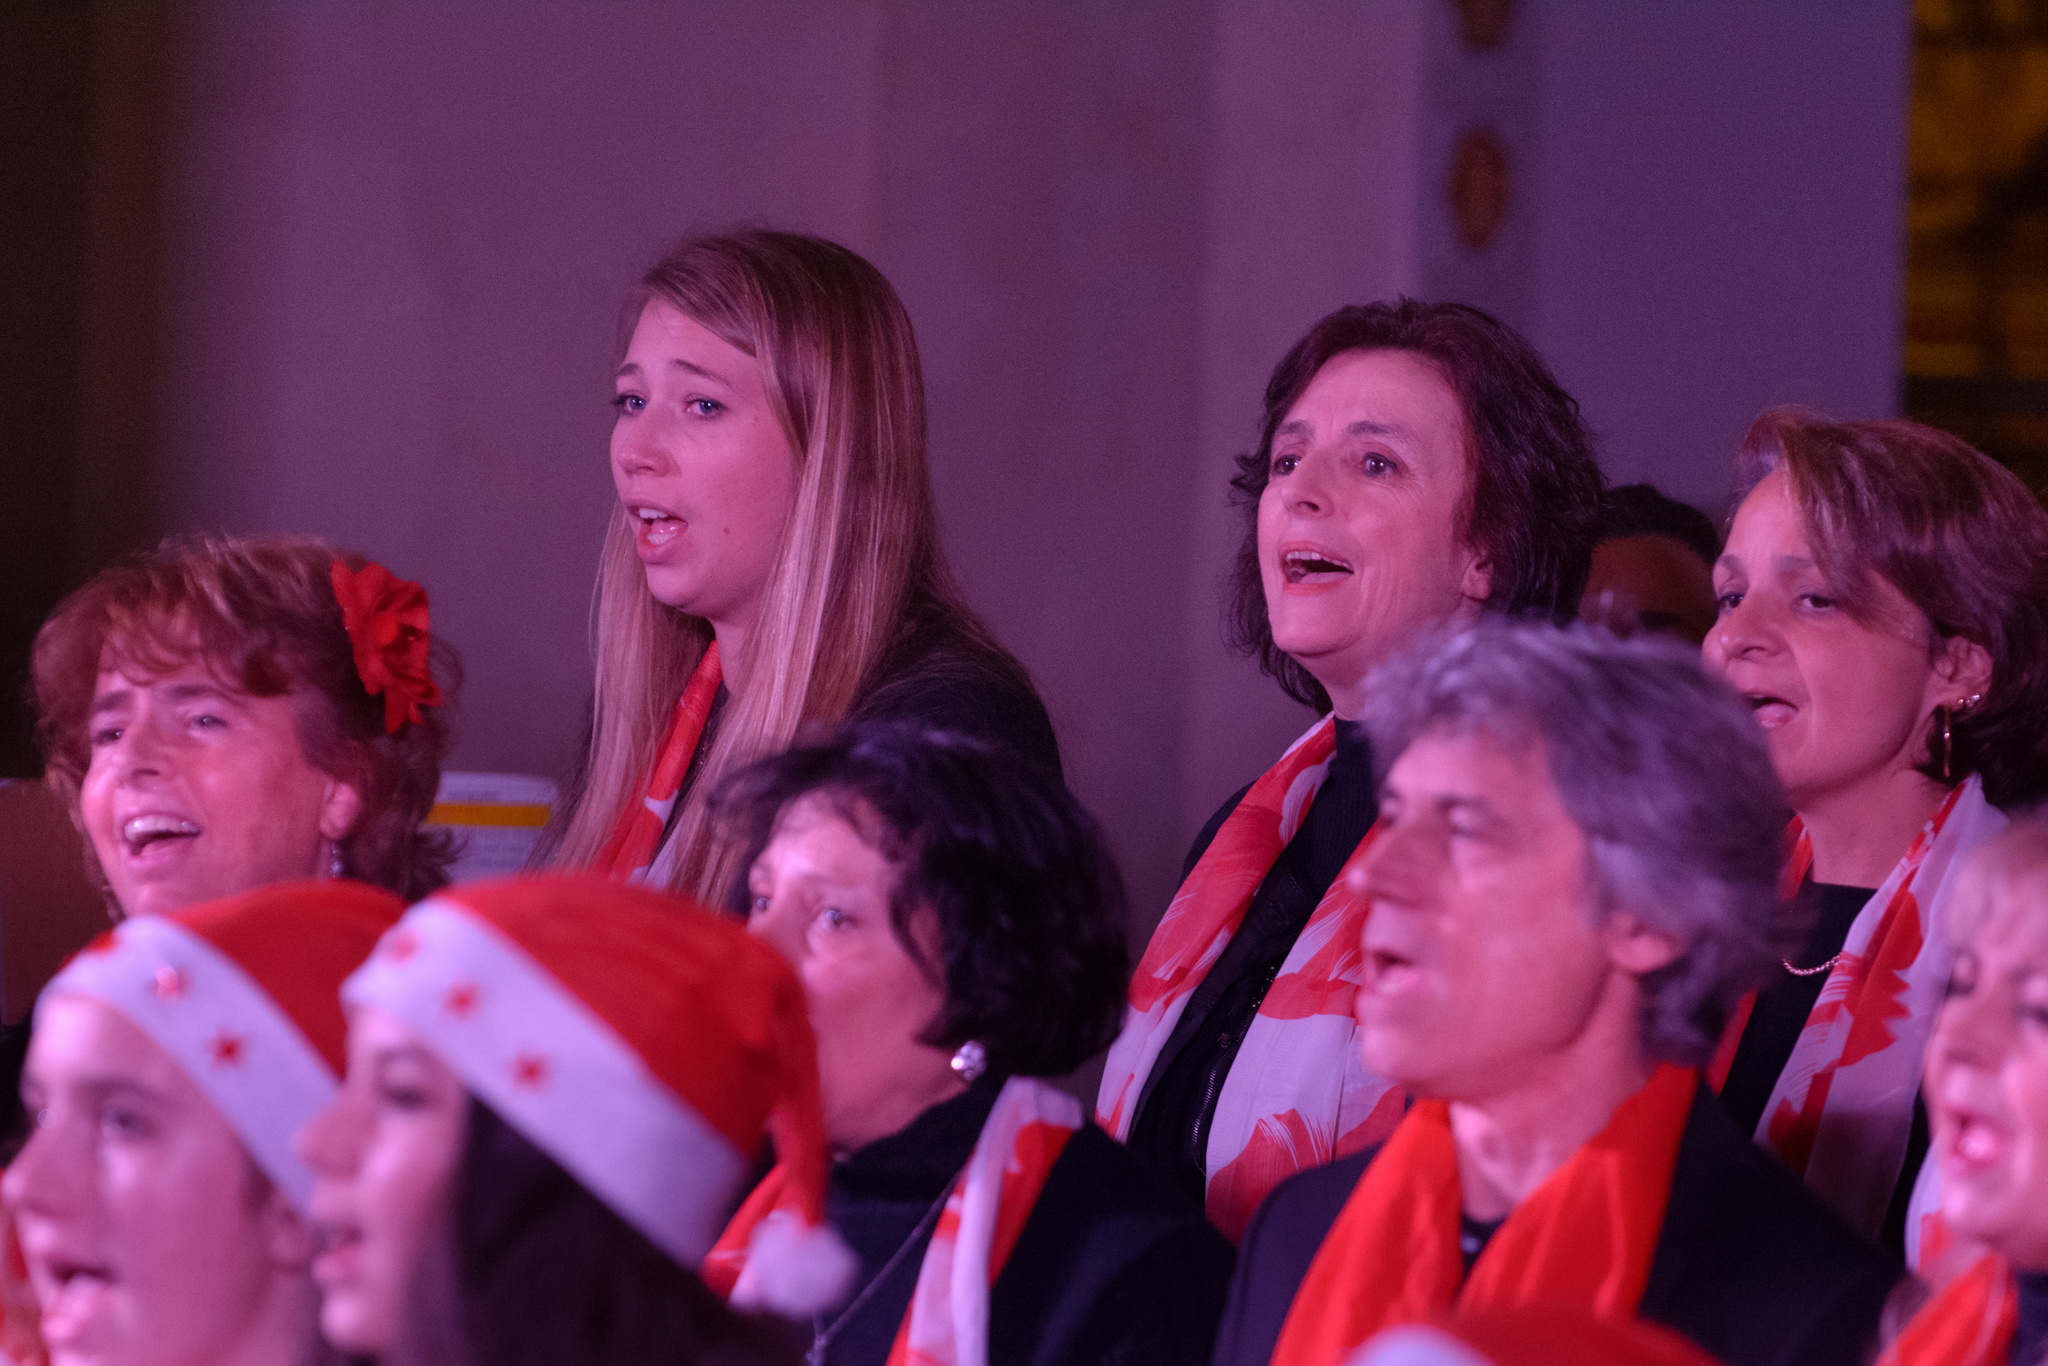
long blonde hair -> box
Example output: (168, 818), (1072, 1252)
(545, 230), (957, 902)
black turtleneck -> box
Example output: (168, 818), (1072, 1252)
(1127, 719), (1378, 1205)
(1719, 881), (1930, 1253)
(818, 1074), (1004, 1366)
(2015, 1270), (2048, 1366)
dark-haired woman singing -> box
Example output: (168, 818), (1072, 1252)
(709, 722), (1234, 1366)
(1096, 300), (1606, 1238)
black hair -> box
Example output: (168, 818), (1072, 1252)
(1226, 298), (1605, 712)
(715, 722), (1129, 1079)
(1598, 483), (1720, 568)
(384, 1100), (796, 1366)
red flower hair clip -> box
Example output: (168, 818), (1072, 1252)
(330, 559), (444, 732)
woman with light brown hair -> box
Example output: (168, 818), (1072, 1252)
(541, 229), (1056, 904)
(1705, 408), (2048, 1264)
(31, 532), (459, 915)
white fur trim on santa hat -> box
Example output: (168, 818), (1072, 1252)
(343, 899), (750, 1267)
(42, 916), (335, 1211)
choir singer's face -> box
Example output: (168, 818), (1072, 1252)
(4, 995), (315, 1366)
(746, 794), (964, 1155)
(295, 1007), (465, 1356)
(1704, 471), (1980, 817)
(611, 301), (799, 635)
(78, 656), (360, 919)
(1257, 349), (1490, 714)
(1349, 725), (1678, 1105)
(1925, 831), (2048, 1270)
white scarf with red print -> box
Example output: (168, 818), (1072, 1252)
(1095, 715), (1404, 1241)
(1756, 776), (2005, 1253)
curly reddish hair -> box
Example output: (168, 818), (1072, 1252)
(30, 533), (460, 900)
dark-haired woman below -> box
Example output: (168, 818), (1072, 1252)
(296, 877), (831, 1366)
(710, 723), (1234, 1366)
(1095, 300), (1606, 1238)
(1705, 410), (2048, 1263)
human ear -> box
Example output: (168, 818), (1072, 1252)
(318, 775), (366, 845)
(1930, 634), (1994, 706)
(1606, 913), (1684, 976)
(1459, 551), (1494, 607)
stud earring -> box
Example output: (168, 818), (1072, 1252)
(950, 1040), (987, 1083)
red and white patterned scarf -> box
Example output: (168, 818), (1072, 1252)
(1095, 715), (1404, 1241)
(708, 1077), (1080, 1366)
(1723, 777), (2005, 1250)
(591, 643), (722, 881)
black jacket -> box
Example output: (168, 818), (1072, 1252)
(1213, 1082), (1900, 1366)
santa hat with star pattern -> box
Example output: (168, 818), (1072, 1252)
(341, 874), (854, 1315)
(38, 879), (406, 1212)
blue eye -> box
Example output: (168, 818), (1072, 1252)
(610, 393), (645, 415)
(685, 398), (723, 417)
(819, 906), (853, 930)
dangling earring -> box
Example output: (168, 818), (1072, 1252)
(1944, 693), (1985, 785)
(330, 842), (347, 880)
(950, 1040), (987, 1083)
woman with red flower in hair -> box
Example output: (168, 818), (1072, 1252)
(29, 532), (459, 918)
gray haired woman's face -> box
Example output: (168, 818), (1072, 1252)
(1347, 725), (1681, 1102)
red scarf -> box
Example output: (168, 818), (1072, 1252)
(1877, 1256), (2017, 1366)
(1269, 1064), (1698, 1366)
(591, 643), (722, 881)
(1096, 715), (1403, 1239)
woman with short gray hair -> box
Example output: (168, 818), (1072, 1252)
(1215, 620), (1899, 1366)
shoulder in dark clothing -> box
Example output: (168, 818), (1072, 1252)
(992, 1125), (1236, 1366)
(852, 603), (1062, 779)
(1646, 1085), (1900, 1366)
(1212, 1085), (1899, 1366)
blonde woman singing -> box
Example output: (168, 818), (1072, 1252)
(543, 230), (1057, 903)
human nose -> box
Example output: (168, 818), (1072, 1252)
(744, 894), (806, 970)
(293, 1087), (367, 1180)
(610, 418), (671, 481)
(1281, 449), (1334, 517)
(1347, 815), (1432, 912)
(3, 1112), (85, 1221)
(1930, 979), (2006, 1078)
(1704, 590), (1776, 670)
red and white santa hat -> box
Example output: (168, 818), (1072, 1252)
(342, 874), (853, 1314)
(39, 879), (405, 1213)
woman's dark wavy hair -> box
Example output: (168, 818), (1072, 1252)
(1733, 408), (2048, 808)
(385, 1100), (794, 1366)
(1226, 298), (1605, 712)
(715, 722), (1129, 1078)
(30, 533), (459, 900)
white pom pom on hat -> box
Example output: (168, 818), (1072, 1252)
(344, 874), (854, 1311)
